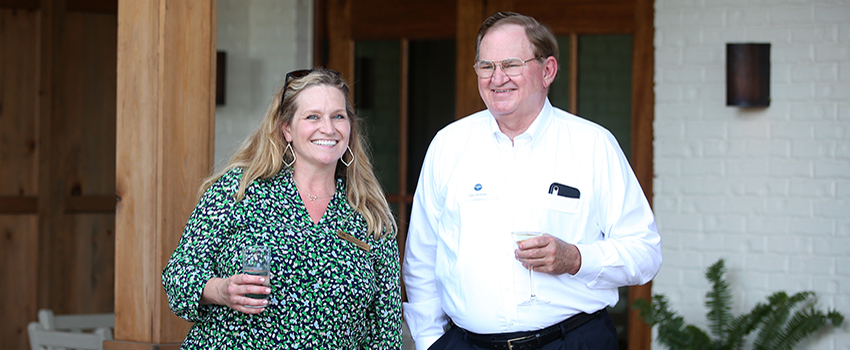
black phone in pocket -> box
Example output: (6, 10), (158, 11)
(548, 182), (580, 199)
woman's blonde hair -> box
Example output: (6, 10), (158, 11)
(199, 68), (397, 239)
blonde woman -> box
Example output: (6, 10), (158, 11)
(163, 68), (401, 349)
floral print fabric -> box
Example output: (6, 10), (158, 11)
(162, 167), (402, 349)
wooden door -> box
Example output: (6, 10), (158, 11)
(0, 1), (118, 349)
(319, 1), (654, 349)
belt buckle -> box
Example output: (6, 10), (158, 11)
(506, 334), (534, 350)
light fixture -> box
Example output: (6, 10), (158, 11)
(726, 43), (770, 107)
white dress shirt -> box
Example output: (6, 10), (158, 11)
(402, 99), (662, 350)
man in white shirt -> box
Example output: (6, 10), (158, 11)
(402, 12), (662, 350)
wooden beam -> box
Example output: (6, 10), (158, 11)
(350, 0), (456, 40)
(0, 196), (38, 214)
(0, 6), (40, 349)
(515, 0), (635, 35)
(0, 0), (117, 13)
(484, 0), (513, 16)
(397, 39), (410, 302)
(0, 0), (38, 10)
(312, 0), (326, 66)
(628, 0), (655, 349)
(110, 0), (216, 347)
(66, 0), (117, 14)
(326, 0), (354, 83)
(37, 0), (67, 317)
(65, 196), (116, 213)
(569, 33), (578, 114)
(454, 0), (486, 119)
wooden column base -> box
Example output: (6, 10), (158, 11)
(104, 340), (183, 350)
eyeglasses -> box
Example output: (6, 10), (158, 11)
(473, 57), (541, 79)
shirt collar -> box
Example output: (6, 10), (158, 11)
(487, 98), (554, 146)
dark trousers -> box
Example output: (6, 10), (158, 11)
(428, 310), (618, 350)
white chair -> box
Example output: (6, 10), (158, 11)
(27, 309), (115, 350)
(27, 323), (112, 350)
(36, 309), (115, 333)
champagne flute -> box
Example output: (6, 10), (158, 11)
(512, 231), (550, 306)
(241, 245), (271, 308)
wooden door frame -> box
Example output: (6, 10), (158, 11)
(318, 1), (654, 349)
(109, 0), (216, 348)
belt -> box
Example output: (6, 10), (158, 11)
(458, 310), (602, 350)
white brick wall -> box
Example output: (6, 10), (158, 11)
(654, 0), (850, 349)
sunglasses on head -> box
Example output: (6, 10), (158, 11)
(279, 68), (342, 114)
(282, 68), (342, 93)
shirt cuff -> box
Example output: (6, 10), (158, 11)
(414, 335), (441, 350)
(571, 243), (603, 283)
(403, 299), (447, 350)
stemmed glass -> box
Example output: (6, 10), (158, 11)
(512, 231), (550, 306)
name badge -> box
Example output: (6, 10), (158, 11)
(337, 230), (371, 251)
(465, 182), (497, 200)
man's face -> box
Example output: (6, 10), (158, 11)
(476, 24), (551, 122)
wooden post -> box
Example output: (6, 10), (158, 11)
(326, 0), (354, 84)
(109, 0), (216, 348)
(628, 0), (655, 349)
(37, 0), (65, 315)
(454, 0), (486, 120)
(1, 6), (41, 350)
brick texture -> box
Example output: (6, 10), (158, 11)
(654, 0), (850, 348)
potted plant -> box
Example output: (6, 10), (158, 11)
(634, 259), (844, 350)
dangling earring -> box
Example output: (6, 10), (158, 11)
(283, 143), (296, 167)
(341, 146), (354, 167)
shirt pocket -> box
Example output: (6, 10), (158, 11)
(538, 191), (581, 213)
(534, 192), (584, 243)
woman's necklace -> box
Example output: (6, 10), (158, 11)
(292, 177), (335, 201)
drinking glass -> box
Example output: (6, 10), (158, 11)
(511, 231), (550, 306)
(241, 245), (271, 308)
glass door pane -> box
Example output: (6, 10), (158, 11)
(354, 40), (401, 194)
(354, 39), (456, 227)
(547, 36), (572, 112)
(407, 39), (456, 194)
(578, 34), (633, 158)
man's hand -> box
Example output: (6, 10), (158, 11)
(515, 234), (581, 275)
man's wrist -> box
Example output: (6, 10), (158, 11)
(568, 244), (581, 275)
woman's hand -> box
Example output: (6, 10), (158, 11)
(201, 275), (270, 314)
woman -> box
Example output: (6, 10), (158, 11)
(162, 68), (402, 349)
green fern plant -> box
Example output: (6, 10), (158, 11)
(634, 259), (844, 350)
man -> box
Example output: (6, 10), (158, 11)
(402, 12), (662, 350)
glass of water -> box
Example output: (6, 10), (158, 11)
(241, 245), (271, 308)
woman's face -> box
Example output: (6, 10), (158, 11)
(283, 85), (351, 171)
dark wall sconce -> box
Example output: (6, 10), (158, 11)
(726, 43), (770, 107)
(216, 51), (226, 106)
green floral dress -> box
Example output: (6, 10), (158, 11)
(162, 167), (402, 349)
